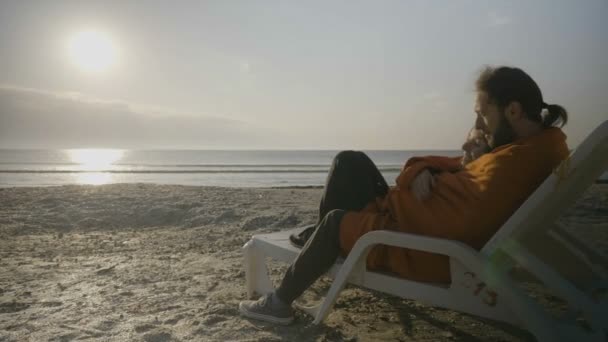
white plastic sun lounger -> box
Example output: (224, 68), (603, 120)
(242, 120), (608, 342)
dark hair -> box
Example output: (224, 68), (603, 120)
(476, 66), (568, 128)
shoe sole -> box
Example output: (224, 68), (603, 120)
(239, 302), (294, 325)
(288, 224), (316, 249)
(288, 235), (304, 249)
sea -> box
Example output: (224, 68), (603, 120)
(0, 149), (462, 188)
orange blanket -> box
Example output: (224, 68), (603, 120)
(338, 127), (569, 283)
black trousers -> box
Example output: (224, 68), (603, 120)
(275, 151), (389, 304)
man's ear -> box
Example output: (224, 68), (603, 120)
(504, 101), (524, 122)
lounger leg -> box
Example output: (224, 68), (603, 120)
(313, 247), (371, 324)
(243, 239), (274, 298)
(293, 302), (322, 318)
(550, 222), (608, 278)
(502, 240), (607, 340)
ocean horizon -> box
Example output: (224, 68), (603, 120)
(0, 149), (461, 188)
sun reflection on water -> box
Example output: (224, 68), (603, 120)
(67, 149), (124, 185)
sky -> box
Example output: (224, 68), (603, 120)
(1, 0), (607, 150)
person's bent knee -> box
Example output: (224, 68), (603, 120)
(333, 150), (366, 165)
(334, 150), (359, 160)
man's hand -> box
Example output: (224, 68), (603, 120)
(410, 169), (435, 201)
(461, 128), (491, 166)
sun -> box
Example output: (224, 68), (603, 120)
(68, 31), (116, 72)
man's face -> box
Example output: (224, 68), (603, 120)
(474, 92), (515, 149)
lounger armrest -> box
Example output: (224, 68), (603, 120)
(348, 230), (485, 276)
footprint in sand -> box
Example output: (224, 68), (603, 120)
(0, 301), (30, 313)
(94, 320), (116, 332)
(201, 314), (227, 325)
(134, 324), (156, 333)
(143, 331), (174, 342)
(163, 314), (184, 325)
(49, 332), (79, 342)
(41, 301), (63, 307)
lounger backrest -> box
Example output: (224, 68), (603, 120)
(481, 120), (608, 256)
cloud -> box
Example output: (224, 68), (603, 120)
(0, 85), (192, 118)
(487, 11), (511, 27)
(0, 85), (276, 149)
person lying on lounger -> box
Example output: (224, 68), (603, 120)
(239, 65), (570, 325)
(289, 126), (491, 248)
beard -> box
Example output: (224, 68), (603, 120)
(488, 113), (516, 149)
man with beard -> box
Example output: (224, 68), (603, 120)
(239, 66), (570, 325)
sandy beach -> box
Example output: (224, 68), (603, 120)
(1, 183), (606, 341)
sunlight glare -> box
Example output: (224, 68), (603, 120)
(68, 31), (116, 72)
(68, 149), (124, 185)
(68, 149), (124, 171)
